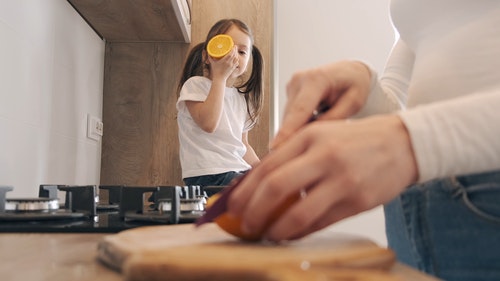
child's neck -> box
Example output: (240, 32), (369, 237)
(206, 74), (236, 88)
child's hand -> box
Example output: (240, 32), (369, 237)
(209, 46), (239, 82)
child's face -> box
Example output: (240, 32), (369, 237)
(225, 25), (252, 79)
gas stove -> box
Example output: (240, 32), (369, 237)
(0, 184), (224, 233)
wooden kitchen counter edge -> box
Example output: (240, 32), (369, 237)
(0, 232), (440, 281)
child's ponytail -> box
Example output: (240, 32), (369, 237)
(178, 43), (205, 94)
(238, 45), (264, 128)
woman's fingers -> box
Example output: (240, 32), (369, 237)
(271, 70), (333, 149)
(263, 178), (348, 241)
(271, 61), (372, 149)
(227, 128), (313, 230)
(283, 199), (363, 241)
(229, 115), (416, 242)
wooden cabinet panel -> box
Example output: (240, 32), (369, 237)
(101, 43), (188, 185)
(68, 0), (191, 42)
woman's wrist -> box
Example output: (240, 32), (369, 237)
(375, 114), (419, 185)
(389, 115), (419, 184)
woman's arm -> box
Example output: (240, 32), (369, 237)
(354, 39), (415, 117)
(400, 90), (500, 182)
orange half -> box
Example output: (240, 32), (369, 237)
(206, 192), (300, 241)
(206, 34), (234, 58)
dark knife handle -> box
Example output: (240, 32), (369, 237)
(194, 174), (247, 226)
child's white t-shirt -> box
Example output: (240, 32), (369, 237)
(176, 76), (251, 179)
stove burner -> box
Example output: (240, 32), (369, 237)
(121, 185), (225, 224)
(120, 186), (181, 224)
(5, 198), (59, 212)
(158, 198), (205, 213)
(0, 185), (97, 222)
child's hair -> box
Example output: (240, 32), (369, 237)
(178, 18), (264, 128)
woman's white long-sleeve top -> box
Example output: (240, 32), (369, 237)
(358, 0), (500, 182)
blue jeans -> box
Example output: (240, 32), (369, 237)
(384, 170), (500, 281)
(183, 171), (246, 186)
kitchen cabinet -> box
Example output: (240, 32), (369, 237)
(68, 0), (192, 42)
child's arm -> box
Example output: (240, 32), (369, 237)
(185, 78), (225, 133)
(186, 47), (239, 133)
(242, 132), (260, 167)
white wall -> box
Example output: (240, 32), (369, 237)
(0, 1), (104, 198)
(275, 0), (395, 246)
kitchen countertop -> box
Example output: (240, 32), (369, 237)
(0, 232), (440, 281)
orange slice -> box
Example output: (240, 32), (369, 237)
(206, 192), (300, 241)
(206, 34), (234, 58)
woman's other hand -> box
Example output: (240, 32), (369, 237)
(271, 60), (372, 149)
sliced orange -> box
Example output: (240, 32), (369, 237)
(206, 34), (234, 58)
(206, 192), (300, 241)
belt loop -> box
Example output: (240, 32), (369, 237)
(450, 175), (500, 224)
(449, 176), (464, 198)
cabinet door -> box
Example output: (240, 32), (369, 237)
(101, 43), (187, 186)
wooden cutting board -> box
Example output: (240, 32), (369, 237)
(97, 223), (399, 281)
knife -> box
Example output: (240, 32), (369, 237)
(195, 173), (246, 226)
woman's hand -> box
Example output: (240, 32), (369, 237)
(271, 60), (372, 149)
(226, 115), (418, 242)
(225, 60), (417, 242)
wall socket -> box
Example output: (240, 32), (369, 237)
(87, 114), (103, 141)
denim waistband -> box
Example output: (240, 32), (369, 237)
(448, 170), (500, 224)
(452, 170), (500, 186)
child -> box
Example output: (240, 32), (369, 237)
(176, 19), (264, 186)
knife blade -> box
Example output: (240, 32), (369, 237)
(195, 173), (246, 227)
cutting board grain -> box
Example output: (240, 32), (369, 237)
(98, 223), (399, 281)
